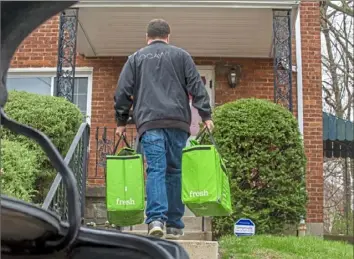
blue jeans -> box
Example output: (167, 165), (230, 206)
(141, 128), (189, 229)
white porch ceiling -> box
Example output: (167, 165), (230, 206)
(75, 1), (300, 9)
(76, 3), (299, 58)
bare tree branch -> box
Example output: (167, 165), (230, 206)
(321, 1), (353, 119)
(323, 17), (354, 67)
(322, 1), (353, 233)
(327, 0), (354, 17)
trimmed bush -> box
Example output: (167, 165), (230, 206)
(3, 91), (83, 155)
(1, 140), (38, 202)
(2, 91), (83, 202)
(207, 98), (307, 238)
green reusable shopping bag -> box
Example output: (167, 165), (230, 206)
(105, 135), (145, 226)
(182, 127), (232, 217)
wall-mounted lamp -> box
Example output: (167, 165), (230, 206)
(227, 66), (241, 88)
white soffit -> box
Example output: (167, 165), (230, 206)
(75, 1), (300, 57)
(75, 0), (301, 9)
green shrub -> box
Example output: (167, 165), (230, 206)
(207, 98), (307, 238)
(331, 211), (354, 235)
(2, 91), (83, 202)
(3, 91), (83, 155)
(1, 140), (38, 202)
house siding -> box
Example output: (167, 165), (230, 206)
(9, 2), (322, 224)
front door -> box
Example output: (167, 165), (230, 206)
(189, 67), (215, 137)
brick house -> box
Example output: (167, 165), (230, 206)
(8, 1), (323, 235)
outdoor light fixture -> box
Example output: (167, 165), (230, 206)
(227, 66), (241, 88)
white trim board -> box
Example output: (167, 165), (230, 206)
(7, 67), (94, 124)
(8, 67), (94, 74)
(196, 65), (215, 71)
(75, 0), (300, 9)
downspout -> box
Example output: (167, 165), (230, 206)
(295, 7), (304, 136)
(295, 7), (305, 234)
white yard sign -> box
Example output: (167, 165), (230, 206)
(234, 218), (256, 237)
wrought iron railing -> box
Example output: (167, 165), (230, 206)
(95, 126), (139, 178)
(42, 122), (90, 221)
(273, 9), (293, 112)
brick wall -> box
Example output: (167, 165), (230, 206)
(10, 1), (322, 223)
(299, 2), (323, 224)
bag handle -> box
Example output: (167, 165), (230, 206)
(195, 124), (229, 173)
(195, 125), (221, 154)
(113, 134), (131, 154)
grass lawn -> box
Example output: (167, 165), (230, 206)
(219, 235), (353, 259)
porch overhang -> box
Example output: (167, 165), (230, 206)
(75, 0), (300, 58)
(75, 1), (300, 9)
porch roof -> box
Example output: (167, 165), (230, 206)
(75, 1), (299, 58)
(75, 1), (300, 9)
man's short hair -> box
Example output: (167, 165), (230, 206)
(147, 19), (170, 39)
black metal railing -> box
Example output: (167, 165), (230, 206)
(56, 8), (79, 102)
(273, 9), (293, 112)
(94, 126), (139, 178)
(42, 122), (90, 221)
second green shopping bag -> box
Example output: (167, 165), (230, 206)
(181, 127), (232, 217)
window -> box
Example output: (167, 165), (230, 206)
(53, 77), (89, 117)
(7, 68), (93, 123)
(7, 77), (52, 95)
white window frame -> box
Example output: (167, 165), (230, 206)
(7, 67), (93, 124)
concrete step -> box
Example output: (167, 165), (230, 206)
(175, 240), (218, 259)
(84, 224), (218, 258)
(85, 216), (212, 232)
(132, 216), (211, 231)
(184, 206), (196, 216)
(122, 230), (213, 241)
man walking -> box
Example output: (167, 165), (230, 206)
(114, 19), (213, 239)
